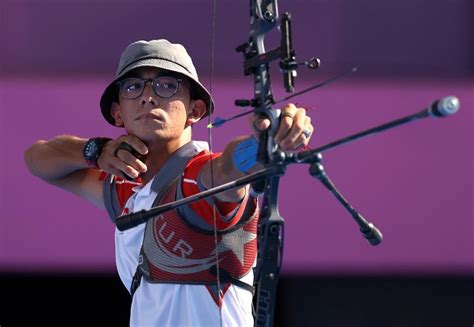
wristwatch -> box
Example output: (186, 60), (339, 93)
(83, 137), (112, 168)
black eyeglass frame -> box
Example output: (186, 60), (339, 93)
(116, 76), (183, 100)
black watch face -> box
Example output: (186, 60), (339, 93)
(84, 138), (110, 166)
(84, 139), (100, 162)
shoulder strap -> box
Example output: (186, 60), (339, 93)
(129, 141), (206, 296)
(148, 141), (203, 195)
(102, 141), (206, 223)
(103, 174), (122, 223)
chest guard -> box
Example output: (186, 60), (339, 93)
(139, 178), (258, 285)
(103, 141), (259, 293)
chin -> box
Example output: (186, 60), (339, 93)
(140, 130), (174, 143)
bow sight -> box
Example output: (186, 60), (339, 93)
(235, 11), (297, 94)
(235, 10), (320, 108)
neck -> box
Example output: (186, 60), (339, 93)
(140, 133), (192, 185)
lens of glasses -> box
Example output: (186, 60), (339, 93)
(119, 78), (144, 99)
(152, 76), (180, 98)
(119, 76), (181, 99)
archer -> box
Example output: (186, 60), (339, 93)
(24, 39), (314, 326)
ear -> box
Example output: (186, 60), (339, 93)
(186, 99), (207, 126)
(110, 101), (124, 127)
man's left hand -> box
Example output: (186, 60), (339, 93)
(250, 103), (314, 151)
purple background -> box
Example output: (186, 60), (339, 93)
(1, 0), (472, 275)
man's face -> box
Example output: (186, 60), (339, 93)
(111, 67), (197, 143)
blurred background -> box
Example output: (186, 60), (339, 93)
(1, 0), (472, 326)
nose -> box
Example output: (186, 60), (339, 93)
(140, 81), (158, 107)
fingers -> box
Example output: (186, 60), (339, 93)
(115, 147), (148, 177)
(274, 104), (299, 144)
(107, 156), (141, 180)
(284, 116), (312, 150)
(117, 136), (148, 157)
(97, 135), (148, 180)
(278, 113), (313, 150)
(249, 114), (270, 141)
(249, 103), (314, 151)
(275, 104), (314, 151)
(252, 118), (270, 132)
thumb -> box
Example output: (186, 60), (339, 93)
(249, 115), (271, 132)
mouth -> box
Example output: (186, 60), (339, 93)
(137, 113), (164, 122)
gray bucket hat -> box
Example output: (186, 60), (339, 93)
(100, 39), (214, 126)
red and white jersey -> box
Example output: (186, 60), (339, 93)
(102, 142), (256, 326)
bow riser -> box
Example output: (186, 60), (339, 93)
(254, 174), (285, 327)
(244, 1), (292, 326)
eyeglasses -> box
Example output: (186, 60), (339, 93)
(117, 76), (182, 100)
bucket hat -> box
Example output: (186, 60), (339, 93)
(100, 39), (214, 125)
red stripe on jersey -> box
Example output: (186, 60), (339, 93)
(116, 179), (136, 210)
(98, 171), (107, 181)
(98, 171), (142, 212)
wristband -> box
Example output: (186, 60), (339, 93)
(83, 137), (112, 168)
(233, 136), (259, 174)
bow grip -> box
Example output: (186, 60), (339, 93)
(256, 109), (281, 165)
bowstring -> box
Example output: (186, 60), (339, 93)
(207, 0), (223, 326)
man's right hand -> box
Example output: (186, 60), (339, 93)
(98, 135), (149, 181)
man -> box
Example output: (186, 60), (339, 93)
(24, 39), (314, 326)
